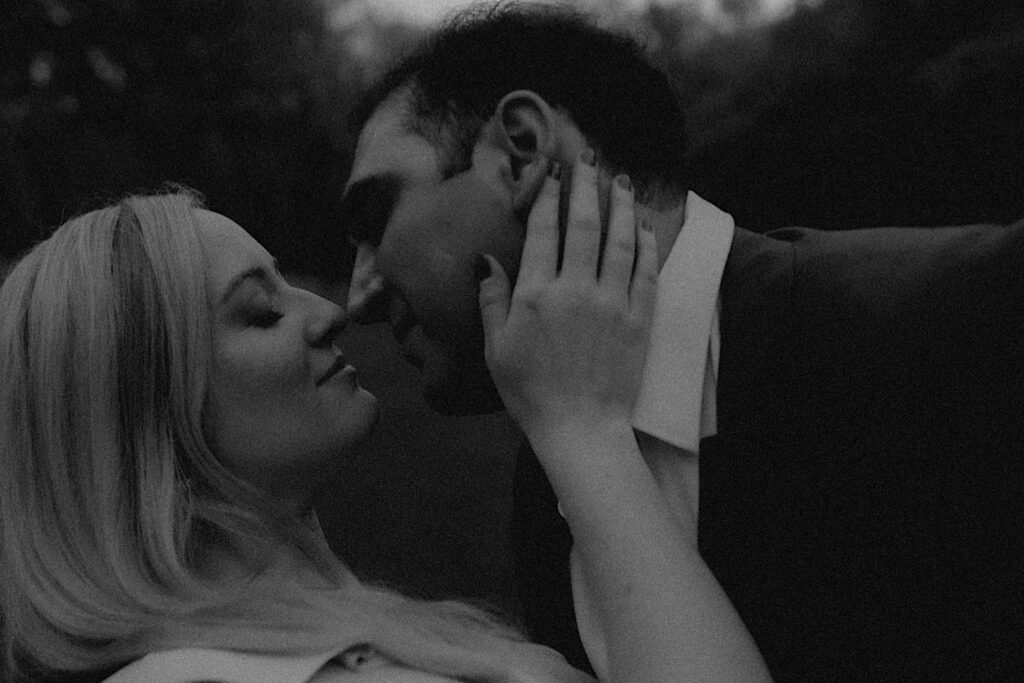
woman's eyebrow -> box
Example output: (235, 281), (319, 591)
(338, 173), (402, 246)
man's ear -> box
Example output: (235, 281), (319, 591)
(478, 90), (557, 179)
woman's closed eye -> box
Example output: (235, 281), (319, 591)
(242, 305), (283, 328)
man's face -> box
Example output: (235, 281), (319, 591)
(342, 96), (525, 414)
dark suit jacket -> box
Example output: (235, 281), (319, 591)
(513, 221), (1024, 680)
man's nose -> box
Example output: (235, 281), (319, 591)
(346, 243), (389, 324)
(308, 302), (347, 349)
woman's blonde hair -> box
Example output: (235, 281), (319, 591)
(0, 191), (585, 682)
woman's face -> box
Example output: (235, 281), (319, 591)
(197, 210), (379, 506)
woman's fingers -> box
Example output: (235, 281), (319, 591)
(560, 150), (602, 280)
(512, 155), (554, 221)
(513, 151), (653, 322)
(631, 218), (659, 323)
(599, 174), (636, 293)
(478, 253), (511, 343)
(514, 162), (562, 293)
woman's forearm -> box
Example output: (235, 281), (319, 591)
(528, 420), (770, 682)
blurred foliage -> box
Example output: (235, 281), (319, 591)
(670, 0), (1024, 229)
(3, 0), (1024, 276)
(1, 0), (364, 277)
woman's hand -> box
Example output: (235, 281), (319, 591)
(477, 152), (658, 440)
(479, 156), (770, 681)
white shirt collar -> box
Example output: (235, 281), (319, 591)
(631, 192), (735, 453)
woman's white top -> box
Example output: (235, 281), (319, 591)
(101, 644), (457, 682)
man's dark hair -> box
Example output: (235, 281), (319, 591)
(351, 2), (689, 201)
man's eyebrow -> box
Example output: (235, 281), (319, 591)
(338, 174), (401, 245)
(220, 259), (279, 305)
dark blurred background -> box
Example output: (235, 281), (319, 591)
(3, 0), (1023, 615)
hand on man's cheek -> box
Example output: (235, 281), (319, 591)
(387, 172), (525, 338)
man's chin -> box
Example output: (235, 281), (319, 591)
(421, 366), (505, 416)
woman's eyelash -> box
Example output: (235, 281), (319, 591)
(250, 309), (283, 328)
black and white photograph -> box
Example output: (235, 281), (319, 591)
(2, 0), (1022, 680)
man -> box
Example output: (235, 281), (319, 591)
(340, 4), (1023, 679)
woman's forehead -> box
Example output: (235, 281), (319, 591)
(193, 210), (273, 292)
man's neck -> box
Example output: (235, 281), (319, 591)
(637, 195), (687, 270)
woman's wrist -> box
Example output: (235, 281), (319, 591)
(524, 418), (645, 512)
(522, 413), (635, 459)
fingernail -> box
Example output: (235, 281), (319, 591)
(615, 174), (632, 191)
(580, 148), (596, 166)
(474, 254), (492, 282)
(548, 159), (562, 180)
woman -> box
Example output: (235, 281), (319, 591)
(0, 155), (767, 681)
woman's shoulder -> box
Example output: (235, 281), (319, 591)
(101, 647), (459, 683)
